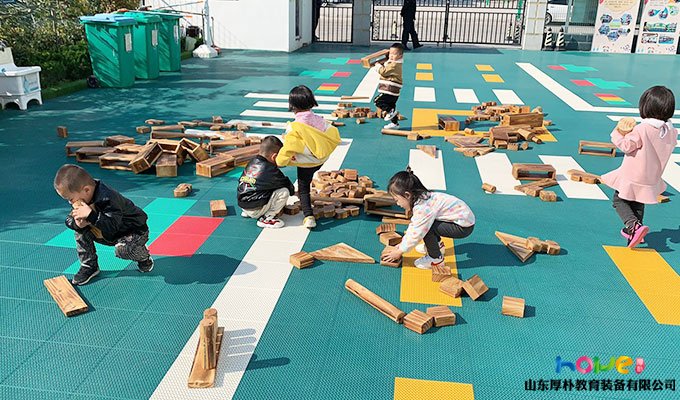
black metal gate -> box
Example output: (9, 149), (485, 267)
(315, 0), (354, 43)
(371, 0), (526, 46)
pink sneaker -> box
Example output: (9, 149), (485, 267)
(621, 228), (645, 244)
(628, 224), (649, 248)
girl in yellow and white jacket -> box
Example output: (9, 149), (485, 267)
(276, 85), (341, 229)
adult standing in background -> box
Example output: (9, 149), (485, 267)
(401, 0), (422, 50)
(313, 0), (323, 41)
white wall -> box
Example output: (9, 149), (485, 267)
(144, 0), (311, 52)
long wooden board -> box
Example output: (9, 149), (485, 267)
(44, 275), (88, 317)
(311, 243), (375, 264)
(188, 326), (224, 388)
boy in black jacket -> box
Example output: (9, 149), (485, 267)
(54, 165), (153, 286)
(238, 136), (295, 229)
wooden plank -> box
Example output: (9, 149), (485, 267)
(188, 325), (224, 388)
(99, 152), (136, 171)
(512, 163), (556, 181)
(104, 135), (135, 147)
(361, 48), (389, 68)
(311, 243), (375, 264)
(43, 276), (88, 317)
(196, 156), (235, 178)
(130, 142), (163, 174)
(75, 147), (115, 163)
(578, 140), (616, 157)
(500, 112), (544, 128)
(65, 140), (105, 157)
(345, 279), (405, 323)
(382, 216), (411, 225)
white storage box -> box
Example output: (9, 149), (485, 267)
(0, 47), (43, 110)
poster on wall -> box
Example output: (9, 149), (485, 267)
(636, 0), (680, 54)
(591, 0), (641, 53)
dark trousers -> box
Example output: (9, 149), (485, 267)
(424, 221), (474, 258)
(401, 18), (420, 47)
(297, 165), (322, 217)
(313, 3), (322, 38)
(374, 93), (399, 123)
(612, 191), (645, 231)
(76, 229), (150, 271)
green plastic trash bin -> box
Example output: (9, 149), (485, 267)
(124, 12), (161, 79)
(155, 11), (182, 72)
(80, 14), (137, 88)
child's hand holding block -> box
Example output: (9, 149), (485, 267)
(616, 117), (636, 135)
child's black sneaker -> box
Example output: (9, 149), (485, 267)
(137, 257), (154, 273)
(72, 267), (100, 286)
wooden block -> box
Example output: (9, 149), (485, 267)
(145, 119), (165, 125)
(438, 115), (460, 131)
(114, 143), (144, 154)
(501, 296), (526, 318)
(566, 169), (601, 184)
(75, 147), (115, 163)
(174, 183), (192, 198)
(346, 205), (361, 217)
(181, 138), (210, 162)
(501, 112), (544, 128)
(539, 190), (557, 202)
(104, 135), (135, 147)
(578, 140), (616, 157)
(99, 152), (136, 171)
(361, 49), (389, 68)
(512, 163), (556, 181)
(462, 274), (489, 301)
(311, 243), (375, 264)
(136, 126), (151, 134)
(335, 208), (350, 219)
(407, 132), (424, 141)
(520, 141), (529, 150)
(364, 194), (411, 219)
(151, 124), (185, 133)
(403, 310), (434, 334)
(439, 277), (464, 298)
(130, 142), (163, 174)
(616, 117), (637, 134)
(380, 246), (402, 267)
(507, 143), (519, 151)
(156, 153), (178, 177)
(525, 237), (547, 252)
(379, 231), (402, 246)
(345, 279), (406, 323)
(65, 140), (105, 157)
(196, 156), (235, 178)
(416, 145), (438, 158)
(210, 200), (227, 217)
(283, 204), (300, 215)
(658, 194), (670, 203)
(57, 126), (68, 138)
(43, 275), (88, 317)
(217, 144), (260, 165)
(543, 119), (552, 127)
(481, 183), (496, 193)
(464, 128), (475, 135)
(376, 223), (396, 235)
(514, 179), (558, 196)
(187, 323), (224, 388)
(431, 264), (452, 283)
(290, 251), (315, 269)
(546, 240), (561, 255)
(508, 242), (535, 262)
(236, 123), (250, 132)
(426, 305), (456, 327)
(495, 231), (528, 247)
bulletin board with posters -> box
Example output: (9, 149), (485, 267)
(591, 0), (641, 53)
(636, 0), (680, 54)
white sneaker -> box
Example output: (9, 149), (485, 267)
(384, 122), (399, 130)
(414, 255), (444, 270)
(241, 211), (249, 218)
(257, 216), (285, 229)
(303, 216), (317, 229)
(415, 241), (445, 255)
(384, 109), (398, 121)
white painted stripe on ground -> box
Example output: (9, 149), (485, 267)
(606, 115), (680, 125)
(413, 87), (436, 102)
(245, 92), (370, 103)
(352, 67), (380, 100)
(475, 152), (523, 195)
(253, 100), (337, 111)
(150, 139), (353, 400)
(240, 109), (337, 121)
(409, 149), (446, 190)
(517, 62), (680, 115)
(453, 88), (479, 104)
(225, 120), (287, 130)
(493, 89), (524, 105)
(663, 153), (680, 193)
(539, 155), (609, 200)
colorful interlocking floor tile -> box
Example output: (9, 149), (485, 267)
(595, 93), (630, 105)
(548, 64), (598, 72)
(316, 83), (341, 93)
(332, 71), (351, 78)
(346, 59), (361, 64)
(319, 57), (350, 65)
(587, 78), (633, 90)
(571, 79), (595, 86)
(299, 69), (337, 79)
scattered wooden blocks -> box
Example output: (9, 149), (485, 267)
(512, 163), (556, 181)
(439, 277), (464, 298)
(462, 275), (489, 301)
(567, 169), (601, 184)
(416, 145), (438, 158)
(57, 126), (68, 138)
(335, 208), (350, 219)
(174, 183), (192, 198)
(578, 140), (616, 157)
(495, 231), (560, 260)
(104, 135), (135, 147)
(290, 251), (315, 269)
(438, 115), (460, 131)
(403, 310), (434, 334)
(379, 231), (402, 246)
(75, 147), (115, 163)
(507, 242), (534, 262)
(345, 279), (406, 323)
(210, 200), (227, 217)
(501, 296), (525, 318)
(539, 190), (557, 202)
(431, 264), (452, 283)
(346, 205), (361, 216)
(65, 140), (105, 157)
(99, 152), (136, 171)
(482, 183), (496, 193)
(426, 305), (456, 327)
(181, 139), (210, 162)
(43, 275), (89, 317)
(380, 246), (402, 267)
(514, 178), (558, 197)
(311, 243), (375, 264)
(361, 48), (389, 68)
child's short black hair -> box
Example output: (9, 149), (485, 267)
(387, 168), (430, 209)
(260, 135), (284, 158)
(639, 86), (675, 121)
(288, 85), (318, 112)
(54, 164), (95, 193)
(390, 43), (405, 56)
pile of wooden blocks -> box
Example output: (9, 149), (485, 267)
(438, 274), (489, 301)
(311, 169), (373, 202)
(495, 231), (560, 262)
(467, 102), (548, 126)
(512, 163), (558, 201)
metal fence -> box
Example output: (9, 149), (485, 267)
(371, 0), (526, 46)
(316, 1), (354, 43)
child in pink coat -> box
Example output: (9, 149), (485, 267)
(601, 86), (678, 248)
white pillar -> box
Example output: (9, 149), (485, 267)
(353, 0), (371, 46)
(522, 0), (548, 50)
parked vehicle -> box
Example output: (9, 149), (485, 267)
(546, 0), (568, 25)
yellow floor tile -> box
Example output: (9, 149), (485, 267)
(604, 246), (680, 326)
(411, 108), (474, 137)
(394, 377), (475, 400)
(416, 63), (432, 70)
(416, 72), (434, 81)
(482, 74), (504, 83)
(475, 64), (494, 72)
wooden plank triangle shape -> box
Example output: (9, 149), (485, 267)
(311, 242), (375, 264)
